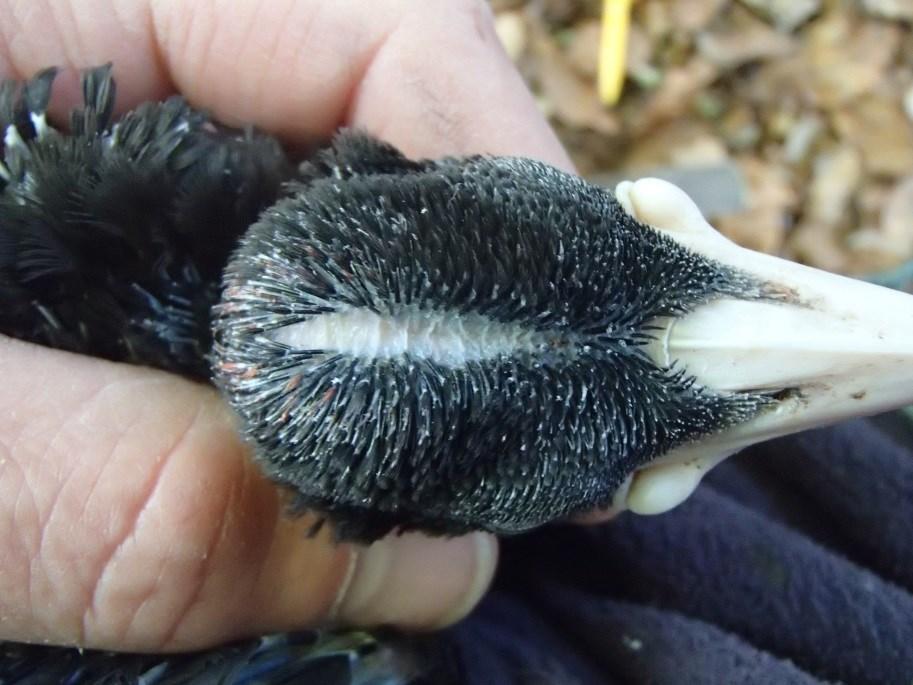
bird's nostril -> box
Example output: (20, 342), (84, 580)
(769, 387), (803, 402)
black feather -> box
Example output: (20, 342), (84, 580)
(0, 66), (291, 377)
(0, 630), (446, 684)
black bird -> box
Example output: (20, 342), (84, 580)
(4, 64), (913, 685)
(3, 66), (913, 544)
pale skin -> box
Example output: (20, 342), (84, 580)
(0, 0), (692, 654)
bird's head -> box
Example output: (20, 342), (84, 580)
(212, 133), (913, 541)
(4, 66), (903, 543)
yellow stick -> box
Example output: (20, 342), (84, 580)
(598, 0), (633, 105)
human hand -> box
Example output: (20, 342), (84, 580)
(0, 0), (571, 652)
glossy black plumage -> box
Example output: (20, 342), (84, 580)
(0, 65), (290, 377)
(0, 629), (443, 684)
(1, 66), (775, 543)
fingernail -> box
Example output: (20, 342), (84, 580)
(333, 531), (497, 630)
(436, 532), (498, 627)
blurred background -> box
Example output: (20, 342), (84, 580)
(490, 0), (913, 279)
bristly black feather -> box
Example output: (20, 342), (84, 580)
(298, 129), (431, 182)
(214, 133), (778, 542)
(0, 65), (292, 377)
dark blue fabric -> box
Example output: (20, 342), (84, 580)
(2, 417), (912, 684)
(467, 417), (913, 685)
(443, 595), (610, 685)
(536, 589), (825, 684)
(748, 420), (913, 592)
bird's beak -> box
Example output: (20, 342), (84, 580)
(614, 178), (913, 514)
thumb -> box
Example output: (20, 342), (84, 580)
(330, 528), (498, 630)
(0, 337), (497, 652)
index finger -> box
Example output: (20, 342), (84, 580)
(0, 0), (572, 167)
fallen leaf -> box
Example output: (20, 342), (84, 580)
(803, 11), (901, 107)
(843, 175), (913, 271)
(745, 10), (901, 108)
(564, 18), (601, 78)
(534, 0), (586, 25)
(861, 0), (913, 21)
(786, 145), (862, 272)
(530, 30), (620, 135)
(782, 114), (824, 164)
(633, 58), (719, 133)
(493, 0), (913, 275)
(622, 120), (728, 169)
(697, 6), (796, 69)
(787, 223), (852, 272)
(881, 175), (913, 244)
(720, 103), (762, 151)
(638, 0), (673, 41)
(715, 157), (796, 253)
(833, 96), (913, 177)
(625, 25), (662, 88)
(671, 0), (728, 32)
(737, 0), (822, 31)
(806, 144), (862, 226)
(491, 0), (527, 10)
(844, 222), (913, 273)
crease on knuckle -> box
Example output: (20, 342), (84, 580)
(144, 458), (238, 651)
(80, 400), (205, 648)
(0, 453), (41, 633)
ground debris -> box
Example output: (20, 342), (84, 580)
(861, 0), (913, 22)
(492, 0), (913, 276)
